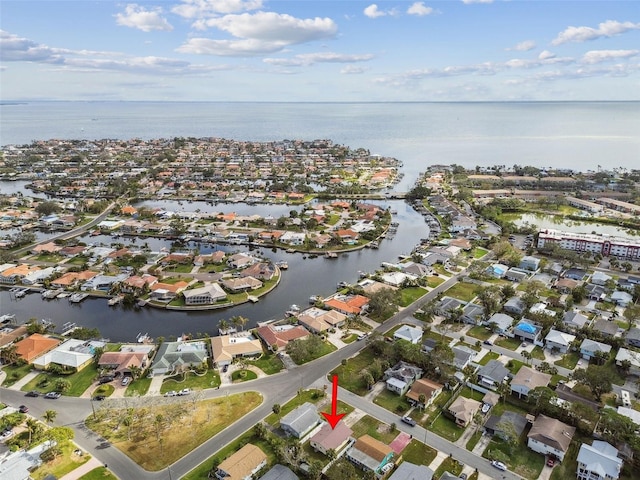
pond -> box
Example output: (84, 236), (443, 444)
(503, 213), (640, 240)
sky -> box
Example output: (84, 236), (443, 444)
(1, 0), (639, 101)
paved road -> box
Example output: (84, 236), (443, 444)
(1, 268), (527, 480)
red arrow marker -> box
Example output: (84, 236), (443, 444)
(322, 375), (345, 429)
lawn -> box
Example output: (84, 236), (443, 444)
(264, 389), (325, 425)
(373, 389), (412, 415)
(554, 352), (580, 369)
(293, 340), (337, 365)
(160, 370), (221, 393)
(1, 363), (33, 387)
(428, 413), (465, 442)
(466, 430), (483, 451)
(162, 263), (194, 273)
(329, 347), (377, 396)
(124, 377), (152, 397)
(21, 364), (99, 397)
(467, 325), (492, 341)
(246, 352), (284, 375)
(471, 247), (489, 259)
(232, 369), (258, 382)
(444, 282), (480, 302)
(350, 415), (398, 444)
(433, 456), (463, 479)
(478, 352), (500, 366)
(79, 467), (118, 480)
(341, 333), (358, 344)
(495, 336), (522, 351)
(530, 346), (546, 360)
(459, 388), (485, 402)
(30, 443), (92, 480)
(399, 287), (428, 307)
(506, 359), (525, 375)
(427, 276), (445, 288)
(483, 435), (545, 480)
(401, 439), (437, 466)
(86, 391), (262, 471)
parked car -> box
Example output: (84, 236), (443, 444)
(491, 460), (507, 471)
(164, 390), (177, 397)
(400, 416), (416, 427)
(459, 474), (468, 480)
(357, 333), (368, 341)
(19, 405), (29, 413)
(98, 376), (114, 385)
(25, 390), (39, 397)
(481, 403), (490, 414)
(121, 376), (131, 386)
(45, 392), (61, 399)
(546, 458), (555, 467)
(0, 428), (14, 440)
(93, 395), (106, 401)
(483, 340), (492, 346)
(178, 388), (191, 396)
(222, 364), (229, 373)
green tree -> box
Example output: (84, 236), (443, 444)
(35, 200), (61, 216)
(572, 365), (612, 401)
(42, 410), (57, 424)
(367, 287), (400, 320)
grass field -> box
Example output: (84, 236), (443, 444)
(350, 415), (397, 444)
(444, 282), (480, 302)
(401, 439), (437, 466)
(399, 287), (428, 307)
(31, 443), (92, 480)
(495, 336), (522, 351)
(329, 347), (377, 396)
(467, 325), (492, 341)
(246, 352), (284, 375)
(86, 392), (262, 471)
(21, 364), (99, 397)
(160, 370), (220, 393)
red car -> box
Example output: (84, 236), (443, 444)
(547, 458), (555, 467)
(19, 405), (29, 413)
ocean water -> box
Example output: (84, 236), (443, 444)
(1, 101), (638, 191)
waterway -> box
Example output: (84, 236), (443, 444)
(0, 198), (430, 342)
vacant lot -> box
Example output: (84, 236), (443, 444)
(85, 392), (262, 471)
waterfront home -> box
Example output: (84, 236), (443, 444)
(22, 266), (55, 285)
(447, 396), (481, 427)
(121, 274), (158, 293)
(510, 366), (551, 399)
(32, 339), (104, 372)
(0, 263), (41, 284)
(240, 262), (276, 280)
(183, 284), (227, 305)
(279, 231), (305, 246)
(346, 435), (394, 475)
(381, 271), (411, 287)
(477, 360), (510, 390)
(221, 276), (263, 293)
(562, 311), (590, 331)
(297, 307), (347, 333)
(214, 443), (267, 480)
(310, 422), (353, 456)
(279, 402), (320, 439)
(406, 378), (443, 409)
(388, 462), (434, 480)
(577, 441), (622, 480)
(384, 361), (423, 395)
(400, 261), (431, 277)
(486, 313), (514, 334)
(14, 333), (61, 363)
(150, 340), (208, 376)
(545, 329), (576, 354)
(210, 334), (262, 368)
(227, 253), (258, 269)
(615, 348), (640, 376)
(256, 324), (310, 352)
(149, 280), (189, 301)
(51, 270), (99, 290)
(393, 325), (423, 344)
(81, 273), (129, 292)
(335, 228), (360, 244)
(580, 339), (612, 361)
(513, 321), (542, 344)
(358, 278), (395, 296)
(323, 294), (369, 316)
(0, 325), (27, 349)
(484, 412), (529, 440)
(527, 414), (575, 462)
(98, 351), (148, 377)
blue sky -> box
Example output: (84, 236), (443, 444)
(1, 0), (639, 101)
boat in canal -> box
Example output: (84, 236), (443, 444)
(69, 293), (89, 303)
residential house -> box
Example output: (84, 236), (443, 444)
(393, 325), (423, 344)
(0, 263), (41, 284)
(505, 268), (529, 283)
(564, 269), (588, 281)
(279, 231), (306, 246)
(279, 402), (320, 439)
(615, 348), (640, 376)
(437, 297), (466, 317)
(227, 253), (257, 269)
(563, 311), (590, 331)
(401, 262), (431, 277)
(529, 302), (557, 317)
(592, 318), (618, 338)
(484, 411), (529, 440)
(477, 360), (510, 389)
(545, 329), (576, 354)
(258, 465), (299, 480)
(221, 277), (263, 292)
(527, 414), (575, 462)
(519, 256), (541, 272)
(149, 280), (189, 301)
(611, 291), (633, 308)
(240, 262), (276, 281)
(381, 271), (411, 287)
(555, 278), (580, 294)
(447, 396), (481, 427)
(487, 263), (509, 278)
(14, 333), (61, 363)
(150, 340), (208, 376)
(214, 443), (267, 480)
(513, 321), (542, 343)
(576, 441), (622, 480)
(451, 346), (474, 371)
(310, 422), (353, 456)
(591, 271), (612, 286)
(297, 307), (347, 333)
(406, 378), (443, 409)
(346, 435), (394, 474)
(98, 350), (149, 377)
(387, 461), (434, 480)
(51, 270), (98, 289)
(625, 328), (640, 348)
(510, 366), (551, 399)
(81, 273), (129, 292)
(580, 339), (612, 361)
(503, 298), (526, 316)
(616, 406), (640, 426)
(462, 303), (484, 325)
(183, 284), (228, 305)
(211, 335), (262, 368)
(121, 274), (158, 293)
(324, 294), (369, 316)
(22, 266), (55, 285)
(32, 339), (104, 372)
(586, 284), (607, 302)
(487, 313), (514, 334)
(384, 361), (423, 395)
(256, 324), (310, 352)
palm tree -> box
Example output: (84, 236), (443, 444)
(25, 418), (39, 445)
(43, 409), (57, 424)
(231, 315), (248, 332)
(218, 319), (230, 334)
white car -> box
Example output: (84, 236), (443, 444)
(491, 460), (507, 471)
(164, 390), (177, 397)
(481, 403), (490, 414)
(178, 388), (191, 396)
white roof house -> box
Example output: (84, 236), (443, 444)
(381, 271), (410, 287)
(611, 291), (633, 307)
(22, 266), (55, 285)
(576, 441), (622, 480)
(544, 329), (576, 353)
(615, 348), (640, 375)
(393, 325), (424, 344)
(32, 339), (106, 371)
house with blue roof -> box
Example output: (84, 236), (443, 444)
(513, 321), (542, 343)
(486, 263), (509, 278)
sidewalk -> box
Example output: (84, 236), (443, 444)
(7, 370), (40, 391)
(59, 456), (106, 480)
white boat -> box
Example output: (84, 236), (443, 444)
(108, 295), (123, 306)
(42, 289), (63, 299)
(69, 293), (89, 303)
(0, 314), (16, 323)
(309, 295), (320, 303)
(276, 260), (288, 270)
(137, 333), (153, 343)
(325, 252), (338, 259)
(14, 288), (29, 298)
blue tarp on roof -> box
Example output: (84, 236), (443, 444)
(516, 322), (536, 333)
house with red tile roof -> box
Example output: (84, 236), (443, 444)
(15, 333), (61, 363)
(256, 324), (310, 351)
(324, 294), (369, 316)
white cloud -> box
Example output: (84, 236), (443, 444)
(581, 49), (639, 64)
(263, 52), (374, 67)
(0, 30), (62, 63)
(172, 0), (263, 18)
(552, 20), (640, 46)
(115, 4), (173, 32)
(407, 2), (434, 16)
(538, 50), (556, 60)
(508, 40), (536, 51)
(461, 0), (494, 4)
(341, 65), (367, 74)
(364, 4), (386, 18)
(179, 12), (337, 56)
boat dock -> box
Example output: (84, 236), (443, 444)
(69, 293), (89, 303)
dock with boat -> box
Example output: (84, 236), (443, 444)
(69, 293), (89, 303)
(108, 295), (124, 306)
(42, 289), (63, 299)
(60, 322), (78, 336)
